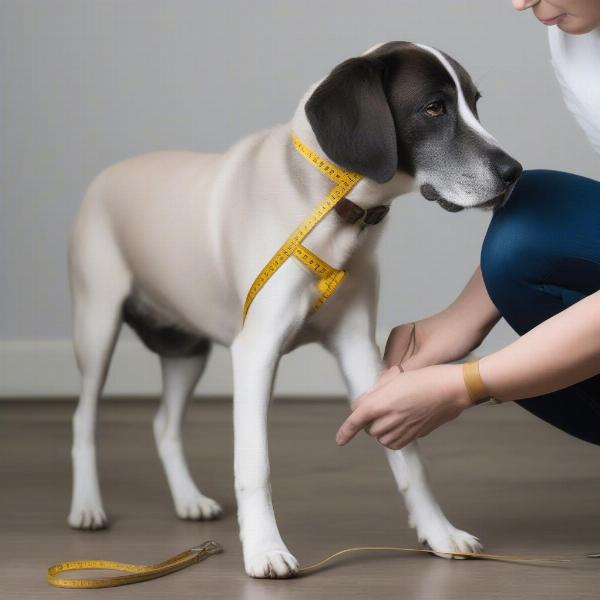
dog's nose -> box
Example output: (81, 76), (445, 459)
(495, 154), (523, 187)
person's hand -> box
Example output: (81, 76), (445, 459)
(336, 364), (472, 449)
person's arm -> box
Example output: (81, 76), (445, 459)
(385, 266), (501, 370)
(480, 288), (600, 400)
(336, 288), (600, 448)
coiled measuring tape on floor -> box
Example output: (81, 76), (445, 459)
(47, 541), (223, 589)
(47, 540), (570, 588)
(242, 134), (362, 322)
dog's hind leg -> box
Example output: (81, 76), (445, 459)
(68, 201), (131, 530)
(324, 299), (482, 558)
(68, 285), (127, 530)
(154, 353), (223, 520)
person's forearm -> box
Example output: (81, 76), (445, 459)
(479, 289), (600, 401)
(445, 266), (501, 341)
(399, 266), (502, 368)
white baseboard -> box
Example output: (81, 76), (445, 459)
(0, 336), (365, 398)
(1, 327), (510, 399)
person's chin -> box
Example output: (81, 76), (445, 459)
(557, 18), (600, 34)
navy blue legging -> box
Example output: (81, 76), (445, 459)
(480, 170), (600, 446)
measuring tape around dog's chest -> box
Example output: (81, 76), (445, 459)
(242, 134), (363, 323)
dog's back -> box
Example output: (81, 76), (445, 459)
(69, 148), (243, 344)
(68, 124), (309, 345)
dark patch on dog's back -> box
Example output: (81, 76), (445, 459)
(122, 297), (211, 358)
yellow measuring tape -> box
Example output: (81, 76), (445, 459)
(47, 541), (223, 589)
(298, 545), (570, 572)
(242, 134), (363, 322)
(47, 541), (569, 588)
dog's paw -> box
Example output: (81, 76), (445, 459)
(68, 507), (108, 530)
(176, 494), (223, 521)
(245, 549), (299, 578)
(419, 524), (482, 559)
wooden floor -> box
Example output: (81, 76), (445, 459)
(0, 398), (598, 599)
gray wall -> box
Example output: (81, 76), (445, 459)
(1, 1), (598, 394)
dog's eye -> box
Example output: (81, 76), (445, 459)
(424, 101), (446, 117)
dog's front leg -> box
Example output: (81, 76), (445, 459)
(231, 280), (310, 578)
(231, 330), (299, 578)
(325, 309), (482, 558)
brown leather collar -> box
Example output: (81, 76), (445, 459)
(334, 198), (390, 226)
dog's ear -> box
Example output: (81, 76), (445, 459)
(305, 56), (397, 183)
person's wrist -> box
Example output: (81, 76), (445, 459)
(440, 364), (472, 410)
(461, 359), (493, 407)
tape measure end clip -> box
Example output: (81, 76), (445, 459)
(191, 540), (223, 556)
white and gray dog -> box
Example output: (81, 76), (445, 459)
(68, 41), (521, 578)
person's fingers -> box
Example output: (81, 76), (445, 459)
(388, 434), (416, 451)
(377, 427), (404, 447)
(336, 401), (385, 446)
(378, 425), (417, 450)
(335, 410), (372, 445)
(366, 369), (400, 426)
(356, 367), (402, 411)
(367, 414), (401, 438)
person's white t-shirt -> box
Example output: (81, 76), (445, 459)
(548, 26), (600, 157)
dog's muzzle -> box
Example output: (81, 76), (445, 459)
(420, 181), (520, 213)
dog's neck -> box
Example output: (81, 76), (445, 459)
(290, 85), (416, 209)
(284, 89), (415, 270)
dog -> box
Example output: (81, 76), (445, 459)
(68, 41), (522, 578)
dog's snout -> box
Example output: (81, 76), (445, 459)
(494, 154), (523, 187)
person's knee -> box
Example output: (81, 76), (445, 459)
(481, 175), (530, 281)
(482, 168), (600, 279)
(480, 170), (558, 309)
(481, 169), (600, 333)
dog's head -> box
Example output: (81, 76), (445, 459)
(305, 41), (522, 211)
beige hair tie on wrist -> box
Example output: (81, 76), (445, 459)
(463, 360), (498, 405)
